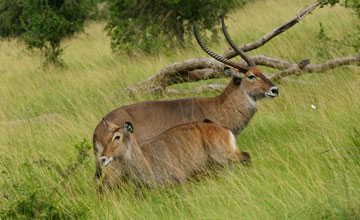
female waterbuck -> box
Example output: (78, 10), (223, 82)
(99, 119), (250, 190)
(93, 17), (278, 178)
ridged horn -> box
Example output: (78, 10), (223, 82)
(221, 14), (256, 67)
(193, 21), (249, 73)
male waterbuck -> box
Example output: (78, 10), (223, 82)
(99, 119), (250, 190)
(93, 17), (278, 178)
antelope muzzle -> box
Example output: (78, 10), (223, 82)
(100, 156), (113, 167)
(265, 86), (279, 98)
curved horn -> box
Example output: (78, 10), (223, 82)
(221, 14), (256, 67)
(193, 21), (249, 73)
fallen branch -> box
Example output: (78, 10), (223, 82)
(122, 51), (359, 96)
(270, 51), (360, 81)
(165, 84), (226, 95)
(121, 54), (296, 96)
(121, 58), (227, 96)
(222, 1), (319, 59)
(165, 51), (359, 94)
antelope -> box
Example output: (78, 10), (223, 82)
(99, 119), (250, 190)
(93, 16), (278, 179)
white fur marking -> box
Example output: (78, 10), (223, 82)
(104, 157), (113, 166)
(95, 142), (103, 154)
(124, 146), (132, 160)
(112, 134), (120, 142)
(229, 131), (237, 151)
(245, 93), (258, 108)
(100, 156), (113, 166)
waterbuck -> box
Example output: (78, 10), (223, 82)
(93, 17), (278, 178)
(99, 119), (250, 190)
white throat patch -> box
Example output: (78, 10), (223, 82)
(124, 146), (132, 160)
(245, 93), (258, 108)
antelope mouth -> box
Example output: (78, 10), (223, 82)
(265, 93), (277, 98)
(100, 156), (113, 167)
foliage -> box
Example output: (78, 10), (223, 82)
(319, 0), (360, 17)
(0, 0), (23, 38)
(315, 22), (360, 58)
(88, 0), (109, 21)
(0, 0), (97, 65)
(105, 0), (247, 53)
(0, 139), (92, 219)
(318, 0), (360, 54)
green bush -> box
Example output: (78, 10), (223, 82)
(319, 0), (360, 17)
(0, 139), (92, 219)
(105, 0), (247, 53)
(0, 0), (97, 65)
(317, 1), (360, 54)
(0, 0), (23, 38)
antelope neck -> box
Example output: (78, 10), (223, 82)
(214, 82), (258, 112)
(203, 83), (258, 135)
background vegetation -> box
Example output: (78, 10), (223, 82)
(0, 0), (97, 65)
(320, 0), (360, 17)
(0, 0), (359, 219)
(0, 0), (247, 64)
(105, 0), (244, 52)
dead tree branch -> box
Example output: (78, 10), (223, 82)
(164, 51), (359, 95)
(270, 51), (360, 81)
(122, 58), (227, 95)
(165, 84), (226, 95)
(122, 54), (296, 96)
(222, 1), (319, 59)
(122, 52), (359, 96)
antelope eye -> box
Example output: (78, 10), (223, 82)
(113, 135), (121, 141)
(248, 74), (257, 80)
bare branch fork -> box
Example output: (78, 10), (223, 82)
(122, 1), (359, 96)
(222, 1), (319, 59)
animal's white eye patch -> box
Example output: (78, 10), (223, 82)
(248, 72), (257, 80)
(112, 135), (121, 141)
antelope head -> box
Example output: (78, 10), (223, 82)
(100, 118), (134, 166)
(193, 16), (278, 102)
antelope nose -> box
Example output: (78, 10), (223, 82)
(270, 87), (278, 96)
(100, 156), (107, 164)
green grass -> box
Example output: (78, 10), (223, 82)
(0, 0), (360, 219)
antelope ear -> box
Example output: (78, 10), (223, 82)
(102, 118), (118, 132)
(124, 122), (134, 136)
(233, 76), (242, 85)
(225, 66), (244, 85)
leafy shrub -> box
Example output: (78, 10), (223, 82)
(319, 0), (360, 18)
(315, 21), (360, 59)
(0, 0), (97, 65)
(0, 0), (23, 38)
(105, 0), (248, 53)
(0, 139), (92, 219)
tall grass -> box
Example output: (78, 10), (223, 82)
(0, 0), (359, 219)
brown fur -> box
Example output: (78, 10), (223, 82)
(99, 121), (250, 191)
(93, 66), (277, 178)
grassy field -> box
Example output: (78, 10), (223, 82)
(1, 0), (360, 219)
